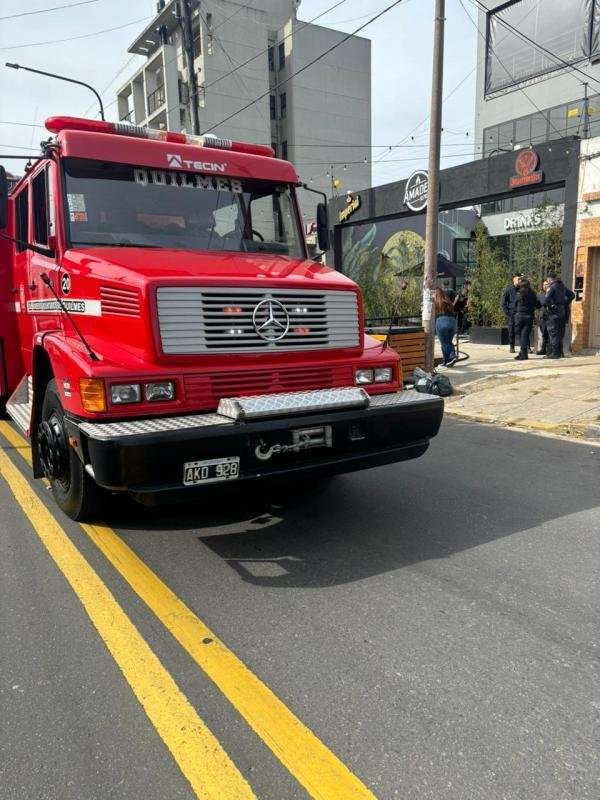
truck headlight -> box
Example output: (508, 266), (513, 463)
(355, 368), (374, 385)
(110, 383), (141, 404)
(374, 367), (393, 383)
(145, 381), (175, 401)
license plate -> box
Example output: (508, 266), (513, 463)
(183, 457), (240, 486)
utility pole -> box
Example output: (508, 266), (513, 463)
(582, 81), (590, 139)
(422, 0), (445, 373)
(179, 0), (201, 134)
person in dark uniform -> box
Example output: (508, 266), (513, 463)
(502, 273), (522, 353)
(513, 278), (540, 360)
(541, 271), (575, 359)
(536, 278), (550, 355)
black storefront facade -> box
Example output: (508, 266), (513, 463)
(327, 138), (580, 318)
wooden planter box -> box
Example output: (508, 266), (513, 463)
(366, 326), (425, 382)
(469, 325), (509, 345)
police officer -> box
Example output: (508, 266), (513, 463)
(536, 278), (550, 355)
(502, 273), (522, 353)
(541, 271), (575, 359)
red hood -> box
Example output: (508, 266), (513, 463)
(62, 247), (357, 291)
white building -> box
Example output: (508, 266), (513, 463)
(116, 0), (371, 224)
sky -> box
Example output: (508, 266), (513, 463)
(0, 0), (478, 185)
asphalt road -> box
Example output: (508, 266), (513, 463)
(1, 418), (599, 800)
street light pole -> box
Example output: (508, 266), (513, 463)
(5, 62), (105, 120)
(422, 0), (445, 373)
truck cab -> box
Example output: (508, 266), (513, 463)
(0, 116), (443, 519)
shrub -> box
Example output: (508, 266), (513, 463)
(467, 222), (512, 327)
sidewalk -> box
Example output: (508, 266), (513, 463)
(432, 340), (600, 443)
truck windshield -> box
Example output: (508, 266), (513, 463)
(62, 157), (304, 258)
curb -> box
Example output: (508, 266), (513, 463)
(445, 408), (600, 441)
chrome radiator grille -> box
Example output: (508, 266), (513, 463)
(156, 287), (360, 354)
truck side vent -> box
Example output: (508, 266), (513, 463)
(156, 287), (360, 354)
(100, 286), (141, 318)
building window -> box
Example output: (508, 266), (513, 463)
(205, 12), (213, 55)
(278, 42), (285, 69)
(281, 141), (288, 160)
(270, 94), (276, 120)
(271, 141), (278, 156)
(191, 12), (201, 57)
(280, 92), (286, 119)
(268, 46), (274, 71)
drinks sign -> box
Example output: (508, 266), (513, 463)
(403, 170), (428, 212)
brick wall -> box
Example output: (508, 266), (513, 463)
(571, 218), (600, 351)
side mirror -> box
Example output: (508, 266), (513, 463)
(316, 202), (329, 252)
(0, 167), (8, 230)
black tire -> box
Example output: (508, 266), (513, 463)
(39, 379), (104, 521)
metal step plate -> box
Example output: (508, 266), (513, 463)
(6, 375), (32, 436)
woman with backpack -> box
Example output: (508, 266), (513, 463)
(513, 277), (540, 360)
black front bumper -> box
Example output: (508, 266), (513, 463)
(69, 391), (443, 499)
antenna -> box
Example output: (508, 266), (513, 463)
(39, 273), (99, 362)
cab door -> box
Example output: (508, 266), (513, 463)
(12, 182), (34, 366)
(27, 165), (59, 338)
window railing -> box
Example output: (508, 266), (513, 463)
(147, 84), (166, 115)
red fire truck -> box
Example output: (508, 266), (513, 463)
(0, 116), (443, 520)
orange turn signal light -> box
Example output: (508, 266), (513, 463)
(79, 378), (107, 412)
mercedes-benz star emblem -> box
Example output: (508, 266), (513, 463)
(252, 298), (289, 342)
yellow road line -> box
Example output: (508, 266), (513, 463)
(0, 420), (376, 799)
(82, 520), (377, 800)
(0, 442), (255, 800)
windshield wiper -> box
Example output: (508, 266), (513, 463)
(73, 241), (161, 248)
(112, 242), (161, 248)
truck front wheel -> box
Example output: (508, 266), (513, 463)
(38, 379), (103, 521)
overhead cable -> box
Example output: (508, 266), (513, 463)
(201, 0), (407, 135)
(0, 0), (99, 20)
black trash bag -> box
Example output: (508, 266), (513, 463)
(413, 367), (453, 397)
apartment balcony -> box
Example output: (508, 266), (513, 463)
(147, 84), (166, 116)
(119, 109), (134, 123)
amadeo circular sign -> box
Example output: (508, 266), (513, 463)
(403, 170), (429, 212)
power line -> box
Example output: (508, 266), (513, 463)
(0, 15), (152, 50)
(202, 0), (352, 93)
(81, 53), (140, 117)
(0, 0), (98, 20)
(372, 0), (545, 165)
(0, 143), (44, 150)
(212, 0), (255, 33)
(372, 68), (476, 164)
(197, 7), (269, 130)
(116, 0), (352, 127)
(201, 0), (407, 135)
